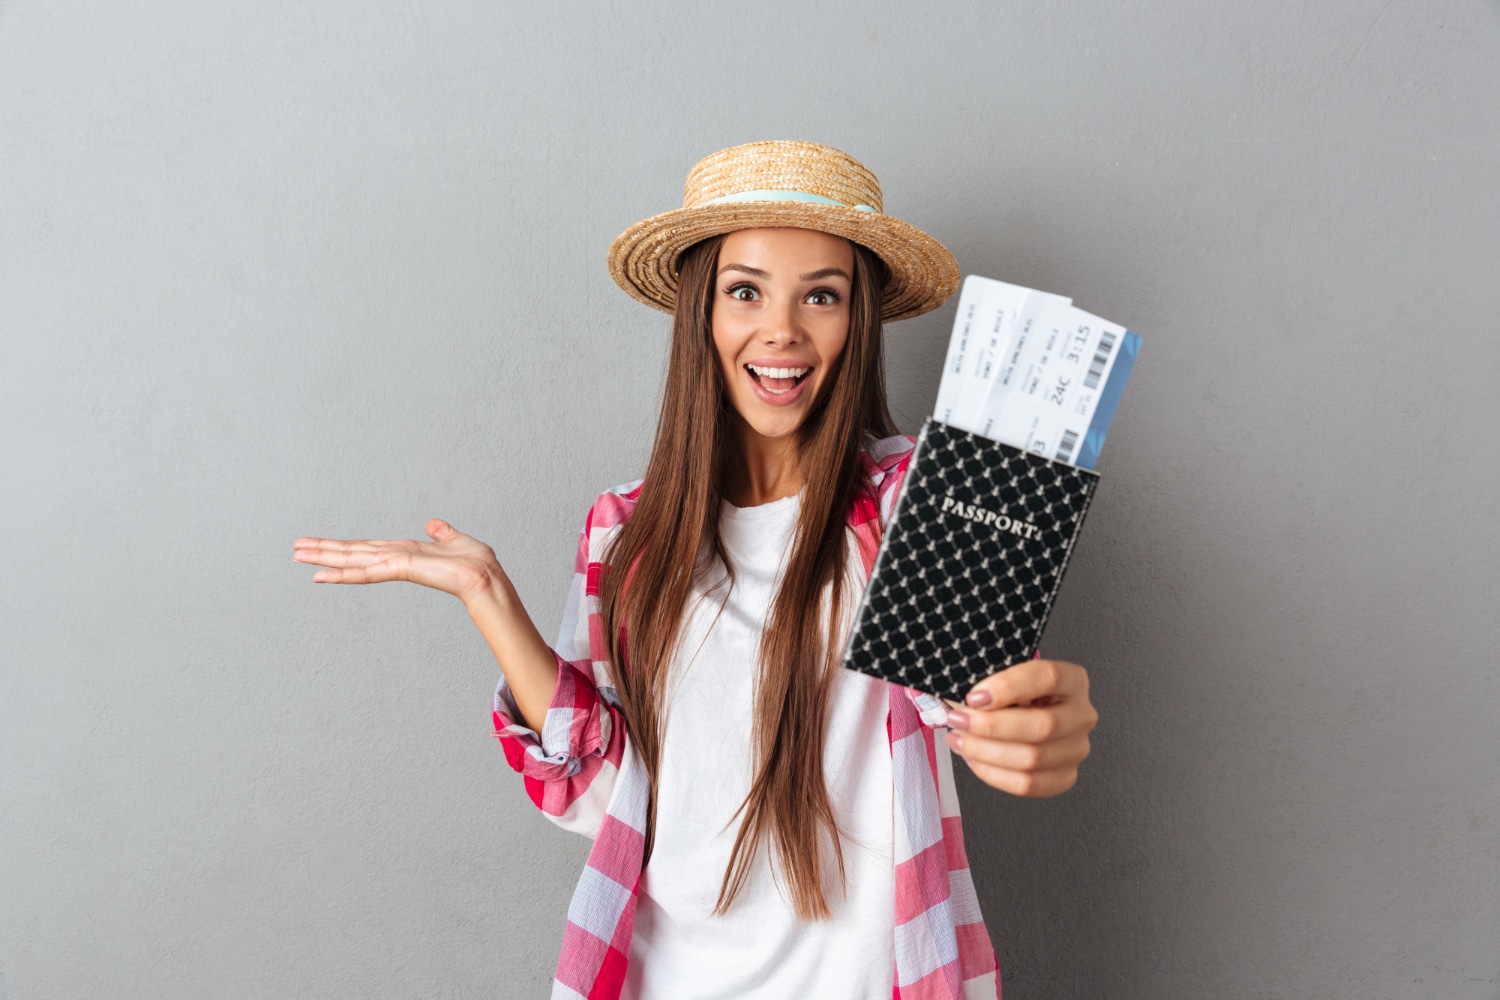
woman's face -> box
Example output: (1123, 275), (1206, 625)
(710, 227), (855, 443)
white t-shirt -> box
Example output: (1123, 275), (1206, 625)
(622, 493), (896, 1000)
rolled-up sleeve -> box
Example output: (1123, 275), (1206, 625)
(493, 653), (612, 780)
(489, 503), (626, 839)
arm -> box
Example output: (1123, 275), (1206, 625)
(464, 574), (559, 733)
(488, 502), (629, 838)
(294, 515), (563, 731)
(292, 505), (627, 835)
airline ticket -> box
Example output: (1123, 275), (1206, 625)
(935, 276), (1069, 433)
(934, 276), (1141, 470)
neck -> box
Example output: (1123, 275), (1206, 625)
(723, 418), (803, 507)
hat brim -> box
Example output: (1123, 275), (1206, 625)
(606, 202), (959, 323)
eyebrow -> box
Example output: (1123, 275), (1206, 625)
(718, 263), (770, 279)
(798, 267), (851, 282)
(717, 264), (852, 282)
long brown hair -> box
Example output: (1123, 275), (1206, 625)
(599, 232), (896, 921)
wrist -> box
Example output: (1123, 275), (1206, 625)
(463, 563), (518, 616)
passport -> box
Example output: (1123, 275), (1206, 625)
(842, 420), (1099, 704)
(840, 276), (1139, 702)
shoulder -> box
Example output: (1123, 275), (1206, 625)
(860, 432), (916, 486)
(853, 432), (917, 529)
(580, 478), (643, 540)
(584, 432), (916, 535)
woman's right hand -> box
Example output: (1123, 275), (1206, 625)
(294, 518), (560, 730)
(293, 519), (502, 607)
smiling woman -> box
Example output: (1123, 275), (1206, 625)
(716, 232), (850, 419)
(293, 140), (1099, 1000)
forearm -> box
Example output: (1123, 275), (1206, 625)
(464, 573), (559, 732)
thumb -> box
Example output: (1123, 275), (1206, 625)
(426, 518), (456, 540)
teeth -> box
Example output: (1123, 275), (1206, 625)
(747, 364), (809, 380)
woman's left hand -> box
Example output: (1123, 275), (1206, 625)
(942, 658), (1098, 797)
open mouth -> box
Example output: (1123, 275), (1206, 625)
(745, 363), (811, 396)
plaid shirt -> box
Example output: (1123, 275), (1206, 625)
(493, 433), (1001, 999)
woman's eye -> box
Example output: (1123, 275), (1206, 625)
(806, 289), (840, 306)
(726, 284), (759, 301)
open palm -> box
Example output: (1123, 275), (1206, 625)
(293, 519), (499, 605)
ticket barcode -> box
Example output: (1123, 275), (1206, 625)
(1084, 330), (1118, 390)
(1055, 429), (1079, 464)
(935, 274), (1141, 471)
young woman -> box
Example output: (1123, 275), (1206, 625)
(293, 141), (1098, 1000)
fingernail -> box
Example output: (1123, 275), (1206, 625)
(945, 730), (963, 752)
(966, 690), (993, 708)
(946, 709), (971, 731)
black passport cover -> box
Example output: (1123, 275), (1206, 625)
(842, 418), (1101, 704)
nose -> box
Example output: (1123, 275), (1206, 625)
(760, 296), (805, 349)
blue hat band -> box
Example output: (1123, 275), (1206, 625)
(697, 189), (878, 213)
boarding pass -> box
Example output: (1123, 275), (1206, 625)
(934, 275), (1141, 470)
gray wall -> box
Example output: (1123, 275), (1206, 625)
(2, 1), (1497, 997)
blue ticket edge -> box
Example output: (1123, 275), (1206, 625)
(1075, 330), (1141, 471)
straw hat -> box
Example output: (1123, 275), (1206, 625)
(607, 141), (959, 322)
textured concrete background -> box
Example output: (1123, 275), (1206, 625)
(3, 1), (1498, 997)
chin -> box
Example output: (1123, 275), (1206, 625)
(734, 404), (808, 443)
(744, 416), (803, 441)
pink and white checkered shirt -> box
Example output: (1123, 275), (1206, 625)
(492, 433), (1001, 999)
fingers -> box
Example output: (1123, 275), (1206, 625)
(946, 698), (1097, 743)
(292, 536), (412, 585)
(958, 757), (1080, 798)
(964, 658), (1088, 710)
(308, 559), (404, 585)
(292, 537), (383, 552)
(294, 519), (462, 558)
(292, 542), (391, 569)
(944, 731), (1090, 773)
(944, 659), (1098, 797)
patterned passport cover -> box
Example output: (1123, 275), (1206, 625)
(842, 418), (1101, 704)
